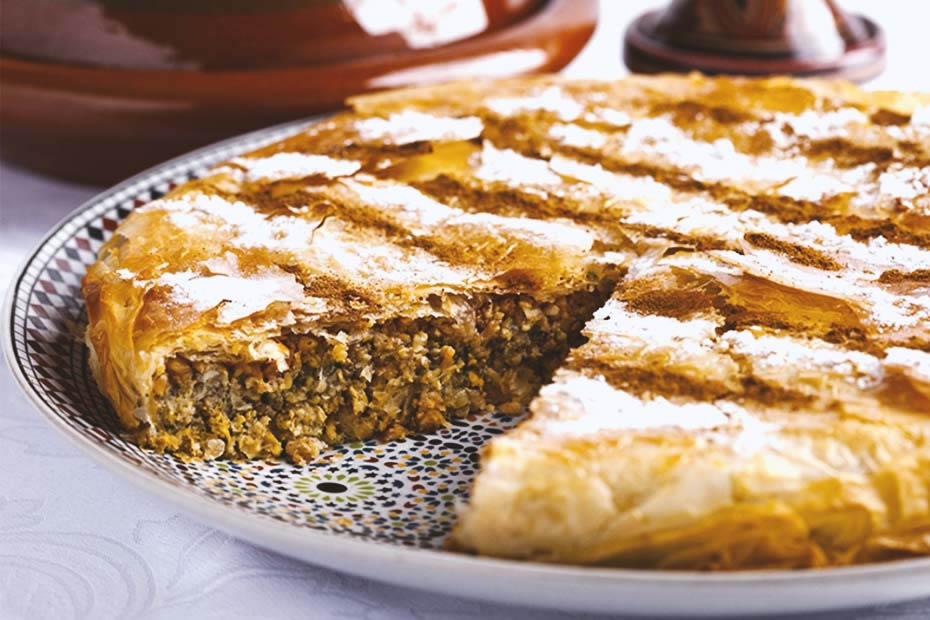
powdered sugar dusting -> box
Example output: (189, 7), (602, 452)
(342, 179), (595, 253)
(158, 266), (304, 324)
(152, 193), (321, 253)
(586, 299), (719, 354)
(653, 252), (742, 278)
(537, 373), (732, 436)
(548, 156), (672, 205)
(775, 108), (868, 140)
(778, 172), (857, 201)
(548, 123), (608, 148)
(710, 250), (930, 329)
(472, 142), (564, 187)
(485, 86), (584, 121)
(144, 191), (488, 290)
(233, 153), (361, 182)
(354, 111), (482, 144)
(621, 116), (854, 197)
(877, 164), (930, 202)
(622, 195), (930, 274)
(624, 196), (742, 241)
(722, 330), (884, 388)
(884, 347), (930, 384)
(584, 107), (631, 127)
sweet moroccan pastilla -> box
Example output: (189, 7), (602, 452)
(83, 74), (930, 570)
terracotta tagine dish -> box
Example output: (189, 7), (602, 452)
(624, 0), (885, 82)
(1, 0), (597, 184)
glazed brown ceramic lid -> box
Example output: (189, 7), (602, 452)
(2, 0), (542, 69)
(624, 0), (885, 82)
(1, 0), (597, 184)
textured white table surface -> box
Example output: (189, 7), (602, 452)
(2, 2), (929, 618)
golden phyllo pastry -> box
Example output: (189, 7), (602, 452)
(83, 74), (930, 568)
(451, 254), (930, 569)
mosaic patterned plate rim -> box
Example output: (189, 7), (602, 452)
(6, 117), (930, 617)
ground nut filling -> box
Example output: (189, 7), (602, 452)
(140, 286), (614, 462)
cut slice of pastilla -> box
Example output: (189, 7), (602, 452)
(450, 255), (930, 569)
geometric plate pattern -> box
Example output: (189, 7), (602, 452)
(4, 118), (521, 549)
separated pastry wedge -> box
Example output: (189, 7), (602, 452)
(452, 251), (930, 569)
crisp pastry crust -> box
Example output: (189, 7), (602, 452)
(451, 256), (930, 569)
(441, 75), (930, 569)
(84, 73), (930, 568)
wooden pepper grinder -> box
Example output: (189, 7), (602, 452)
(624, 0), (885, 82)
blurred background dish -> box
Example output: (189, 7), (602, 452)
(2, 0), (544, 70)
(624, 0), (885, 81)
(0, 0), (597, 184)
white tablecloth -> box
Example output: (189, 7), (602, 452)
(2, 2), (929, 618)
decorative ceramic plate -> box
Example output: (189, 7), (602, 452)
(6, 120), (930, 617)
